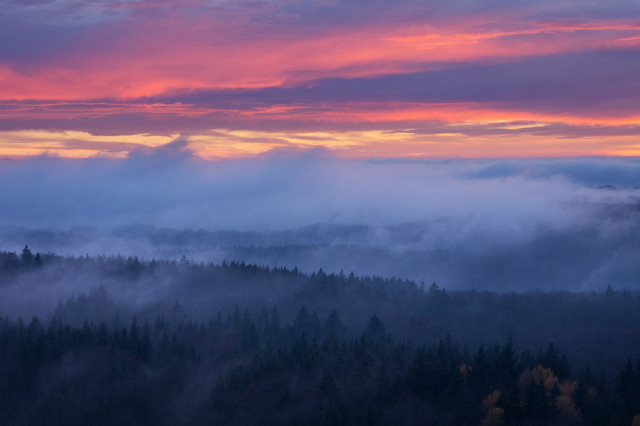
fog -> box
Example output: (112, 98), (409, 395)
(1, 143), (640, 291)
(3, 146), (640, 423)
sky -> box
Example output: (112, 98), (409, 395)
(1, 0), (640, 159)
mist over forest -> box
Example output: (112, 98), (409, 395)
(2, 151), (640, 291)
(3, 152), (640, 424)
(2, 248), (640, 425)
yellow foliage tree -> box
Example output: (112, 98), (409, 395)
(531, 365), (558, 392)
(483, 407), (504, 426)
(519, 365), (581, 420)
(482, 391), (504, 425)
(483, 390), (501, 410)
(556, 380), (580, 419)
(459, 364), (472, 378)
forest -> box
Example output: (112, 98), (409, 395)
(1, 247), (640, 425)
(4, 0), (640, 423)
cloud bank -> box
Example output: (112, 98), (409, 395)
(2, 145), (639, 230)
(1, 145), (640, 291)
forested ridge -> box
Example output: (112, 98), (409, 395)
(1, 248), (640, 425)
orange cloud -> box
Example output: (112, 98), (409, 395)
(2, 126), (639, 160)
(3, 3), (639, 160)
(2, 15), (639, 101)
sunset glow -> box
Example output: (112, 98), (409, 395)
(1, 0), (639, 158)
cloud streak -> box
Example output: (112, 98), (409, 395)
(1, 0), (640, 158)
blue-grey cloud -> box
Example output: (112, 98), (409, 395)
(2, 148), (640, 291)
(1, 144), (639, 230)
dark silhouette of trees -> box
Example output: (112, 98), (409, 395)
(0, 300), (639, 425)
(20, 245), (33, 267)
(0, 248), (639, 424)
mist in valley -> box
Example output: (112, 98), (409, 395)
(3, 150), (640, 424)
(2, 145), (640, 292)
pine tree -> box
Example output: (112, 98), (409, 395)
(20, 245), (34, 267)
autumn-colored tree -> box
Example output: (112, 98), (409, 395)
(481, 390), (504, 425)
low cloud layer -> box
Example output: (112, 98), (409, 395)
(1, 145), (640, 291)
(2, 145), (639, 230)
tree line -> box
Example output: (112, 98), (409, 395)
(1, 309), (639, 425)
(2, 248), (640, 424)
